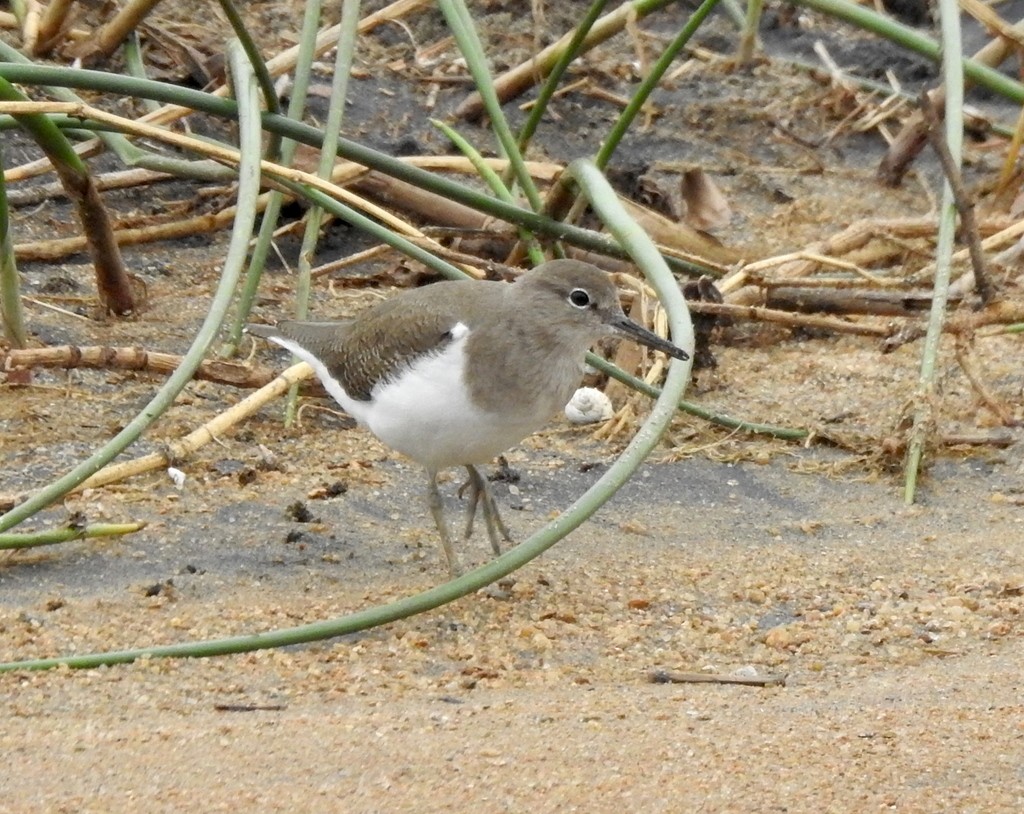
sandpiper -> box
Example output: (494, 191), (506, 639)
(248, 259), (689, 576)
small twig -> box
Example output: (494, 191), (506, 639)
(649, 669), (788, 687)
(953, 333), (1020, 426)
(5, 167), (174, 207)
(214, 704), (288, 712)
(311, 244), (393, 279)
(689, 300), (892, 337)
(920, 91), (995, 305)
(941, 430), (1016, 447)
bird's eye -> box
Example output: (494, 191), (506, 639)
(568, 288), (591, 308)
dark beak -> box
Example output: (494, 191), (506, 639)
(611, 315), (690, 361)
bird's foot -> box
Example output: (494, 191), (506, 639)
(462, 465), (513, 555)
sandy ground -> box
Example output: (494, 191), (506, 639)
(2, 451), (1023, 812)
(3, 3), (1024, 812)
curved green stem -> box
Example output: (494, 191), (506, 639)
(0, 166), (691, 673)
(432, 118), (546, 265)
(0, 42), (264, 534)
(0, 63), (714, 274)
(587, 355), (808, 440)
(595, 0), (720, 170)
(0, 522), (146, 550)
(514, 0), (610, 158)
(904, 0), (962, 504)
(0, 141), (27, 348)
(439, 0), (544, 214)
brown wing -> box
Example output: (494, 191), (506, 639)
(252, 280), (490, 401)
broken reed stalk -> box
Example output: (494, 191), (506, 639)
(70, 362), (312, 496)
(0, 79), (136, 315)
(0, 344), (281, 389)
(66, 0), (162, 65)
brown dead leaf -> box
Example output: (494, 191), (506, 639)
(681, 168), (733, 232)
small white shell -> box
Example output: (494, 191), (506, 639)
(167, 467), (186, 489)
(564, 387), (614, 424)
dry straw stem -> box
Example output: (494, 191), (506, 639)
(75, 361), (312, 495)
(19, 1), (40, 53)
(3, 0), (431, 184)
(1, 344), (281, 389)
(1, 137), (105, 184)
(959, 0), (1024, 44)
(33, 0), (74, 54)
(743, 251), (896, 286)
(12, 191), (271, 261)
(5, 167), (172, 206)
(0, 100), (473, 272)
(687, 301), (892, 337)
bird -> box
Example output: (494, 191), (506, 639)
(247, 259), (689, 576)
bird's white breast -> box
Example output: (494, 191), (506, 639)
(367, 325), (541, 470)
(269, 324), (543, 472)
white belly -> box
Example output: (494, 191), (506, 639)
(365, 335), (539, 470)
(275, 331), (544, 472)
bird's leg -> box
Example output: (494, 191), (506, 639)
(463, 465), (513, 555)
(425, 469), (462, 577)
